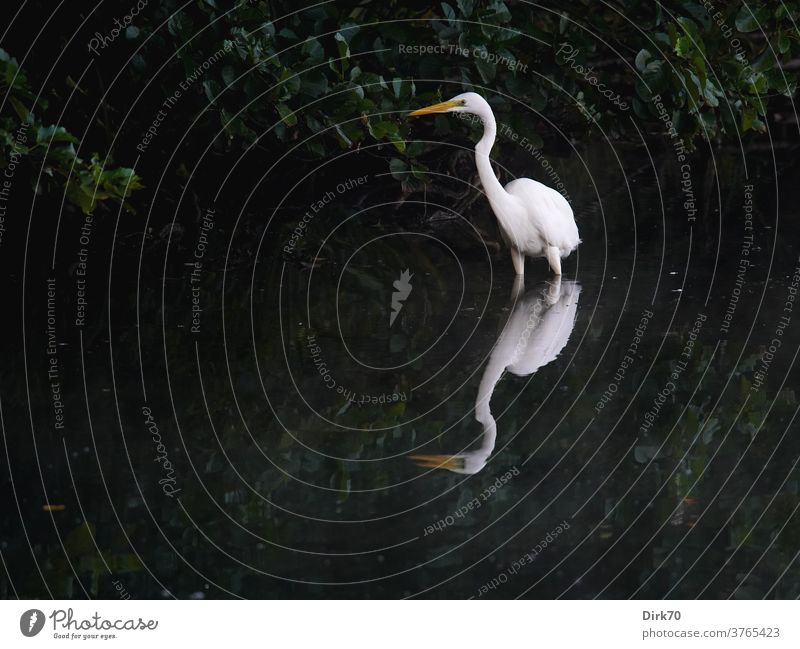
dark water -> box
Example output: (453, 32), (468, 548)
(3, 144), (800, 599)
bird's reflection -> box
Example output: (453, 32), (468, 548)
(410, 276), (581, 474)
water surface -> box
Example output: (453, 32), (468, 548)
(3, 144), (800, 599)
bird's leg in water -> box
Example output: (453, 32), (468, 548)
(510, 248), (525, 275)
(544, 275), (562, 305)
(510, 275), (525, 301)
(545, 246), (562, 275)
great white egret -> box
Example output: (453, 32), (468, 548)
(409, 92), (580, 276)
(410, 277), (582, 474)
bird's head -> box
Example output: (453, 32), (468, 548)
(408, 452), (490, 475)
(408, 92), (489, 117)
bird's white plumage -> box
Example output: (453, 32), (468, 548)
(409, 278), (581, 474)
(504, 279), (581, 375)
(504, 178), (581, 257)
(409, 91), (581, 275)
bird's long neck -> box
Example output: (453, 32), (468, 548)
(474, 111), (520, 233)
(474, 113), (506, 200)
(471, 335), (506, 465)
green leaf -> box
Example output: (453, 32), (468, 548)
(390, 78), (414, 100)
(47, 144), (77, 164)
(635, 49), (652, 73)
(300, 71), (328, 98)
(9, 96), (32, 123)
(741, 106), (756, 131)
(367, 120), (397, 139)
(389, 157), (407, 180)
(750, 48), (776, 74)
(473, 47), (496, 83)
(221, 65), (235, 86)
(475, 58), (496, 83)
(441, 2), (456, 24)
(735, 6), (769, 33)
(275, 103), (297, 127)
(703, 82), (719, 107)
(559, 12), (570, 35)
(301, 37), (324, 64)
(37, 125), (78, 144)
(665, 22), (679, 46)
(676, 17), (700, 41)
(66, 180), (97, 215)
(333, 123), (353, 147)
(700, 111), (717, 133)
(410, 161), (429, 180)
(675, 36), (692, 58)
(488, 1), (511, 23)
(202, 80), (217, 105)
(101, 167), (143, 195)
(334, 32), (350, 74)
(456, 0), (474, 17)
(167, 14), (192, 38)
(675, 17), (704, 56)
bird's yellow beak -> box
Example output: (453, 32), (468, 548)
(409, 454), (464, 471)
(408, 99), (460, 116)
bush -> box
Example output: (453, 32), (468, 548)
(2, 0), (796, 211)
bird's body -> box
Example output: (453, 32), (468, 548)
(410, 92), (580, 276)
(497, 178), (580, 274)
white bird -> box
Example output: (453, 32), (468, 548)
(410, 277), (581, 474)
(409, 92), (580, 276)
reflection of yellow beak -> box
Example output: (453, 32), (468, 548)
(409, 454), (465, 471)
(408, 99), (460, 116)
